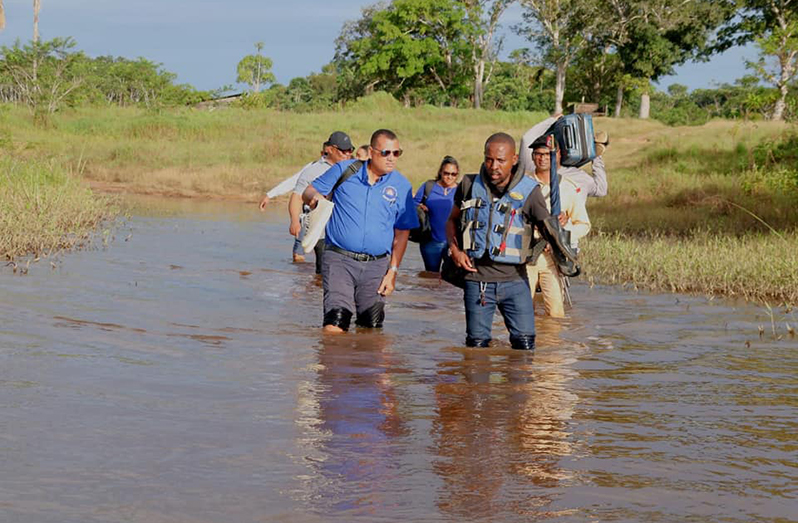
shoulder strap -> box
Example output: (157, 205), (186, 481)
(329, 160), (364, 198)
(421, 179), (435, 204)
(461, 174), (477, 201)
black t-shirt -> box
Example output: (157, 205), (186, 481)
(453, 167), (549, 282)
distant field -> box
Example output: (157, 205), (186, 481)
(1, 102), (796, 304)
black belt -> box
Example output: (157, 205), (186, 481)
(326, 244), (388, 262)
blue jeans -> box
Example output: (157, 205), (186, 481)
(419, 240), (448, 272)
(463, 279), (536, 349)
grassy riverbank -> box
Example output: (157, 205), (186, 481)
(0, 156), (114, 263)
(1, 101), (796, 305)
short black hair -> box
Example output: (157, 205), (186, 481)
(484, 132), (516, 152)
(370, 129), (398, 147)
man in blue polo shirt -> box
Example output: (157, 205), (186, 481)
(302, 129), (418, 333)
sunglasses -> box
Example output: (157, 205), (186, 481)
(375, 149), (403, 158)
(441, 171), (458, 176)
(334, 146), (353, 154)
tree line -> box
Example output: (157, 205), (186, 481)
(1, 0), (796, 124)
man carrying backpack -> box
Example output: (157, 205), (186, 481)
(302, 129), (418, 334)
(446, 133), (572, 351)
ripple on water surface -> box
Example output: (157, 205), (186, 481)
(0, 196), (795, 523)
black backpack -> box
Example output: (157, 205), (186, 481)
(408, 179), (436, 244)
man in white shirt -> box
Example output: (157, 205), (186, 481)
(526, 135), (591, 318)
(259, 132), (354, 268)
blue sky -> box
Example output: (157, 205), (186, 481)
(0, 0), (756, 93)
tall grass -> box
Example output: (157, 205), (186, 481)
(2, 101), (796, 304)
(0, 102), (550, 197)
(580, 230), (798, 305)
(0, 156), (115, 261)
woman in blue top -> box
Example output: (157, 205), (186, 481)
(414, 156), (460, 272)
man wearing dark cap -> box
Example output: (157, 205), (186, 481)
(517, 115), (609, 206)
(446, 132), (557, 351)
(526, 134), (591, 317)
(260, 131), (353, 271)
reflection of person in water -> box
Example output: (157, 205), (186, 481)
(297, 333), (410, 513)
(431, 347), (579, 519)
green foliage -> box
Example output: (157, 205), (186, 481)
(236, 42), (276, 92)
(0, 37), (207, 118)
(0, 37), (85, 124)
(334, 0), (476, 105)
(481, 61), (555, 111)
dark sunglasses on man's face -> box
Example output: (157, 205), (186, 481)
(375, 149), (403, 158)
(335, 146), (353, 154)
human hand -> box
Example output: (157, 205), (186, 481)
(418, 203), (429, 212)
(258, 195), (270, 211)
(558, 212), (568, 226)
(289, 219), (301, 237)
(452, 249), (477, 273)
(378, 271), (396, 296)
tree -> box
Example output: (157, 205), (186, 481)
(717, 0), (798, 120)
(601, 0), (733, 118)
(334, 0), (475, 106)
(516, 0), (596, 113)
(0, 37), (84, 124)
(236, 42), (275, 92)
(33, 0), (41, 42)
(462, 0), (513, 108)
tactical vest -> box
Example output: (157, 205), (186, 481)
(460, 175), (539, 264)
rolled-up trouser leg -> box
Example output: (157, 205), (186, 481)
(323, 308), (353, 331)
(356, 302), (385, 328)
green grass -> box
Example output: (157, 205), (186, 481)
(580, 230), (798, 305)
(2, 100), (797, 304)
(0, 156), (115, 262)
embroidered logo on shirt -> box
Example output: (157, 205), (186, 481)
(382, 186), (398, 203)
(509, 191), (524, 201)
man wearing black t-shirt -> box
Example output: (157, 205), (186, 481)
(446, 133), (551, 351)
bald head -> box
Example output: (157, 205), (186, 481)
(485, 132), (516, 153)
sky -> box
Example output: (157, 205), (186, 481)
(0, 0), (757, 93)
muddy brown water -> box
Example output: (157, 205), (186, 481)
(1, 196), (796, 523)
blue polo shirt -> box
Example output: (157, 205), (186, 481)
(312, 159), (418, 256)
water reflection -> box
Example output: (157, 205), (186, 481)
(431, 340), (581, 520)
(296, 333), (412, 517)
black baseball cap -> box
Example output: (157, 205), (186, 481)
(530, 134), (552, 150)
(325, 131), (353, 151)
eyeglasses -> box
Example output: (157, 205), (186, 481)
(335, 146), (353, 154)
(441, 171), (458, 176)
(376, 149), (403, 158)
(532, 152), (550, 158)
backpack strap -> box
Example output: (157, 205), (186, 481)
(328, 160), (364, 199)
(421, 179), (436, 204)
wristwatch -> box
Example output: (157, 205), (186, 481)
(388, 265), (399, 273)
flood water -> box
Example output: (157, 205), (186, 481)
(1, 196), (796, 523)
